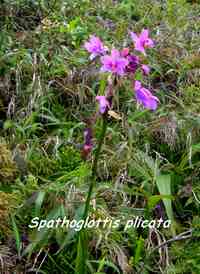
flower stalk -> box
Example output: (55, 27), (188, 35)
(76, 114), (108, 274)
(76, 28), (158, 273)
(83, 113), (108, 220)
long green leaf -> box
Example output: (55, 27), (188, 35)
(35, 191), (45, 217)
(156, 174), (175, 234)
(75, 229), (88, 274)
(11, 215), (21, 257)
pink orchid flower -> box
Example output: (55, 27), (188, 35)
(84, 35), (108, 60)
(81, 127), (93, 160)
(126, 55), (140, 74)
(134, 80), (159, 110)
(121, 48), (130, 57)
(141, 64), (150, 75)
(96, 96), (110, 114)
(130, 29), (154, 55)
(100, 49), (129, 76)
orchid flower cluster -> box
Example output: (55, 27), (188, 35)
(82, 29), (159, 158)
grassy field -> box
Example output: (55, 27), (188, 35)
(0, 0), (200, 273)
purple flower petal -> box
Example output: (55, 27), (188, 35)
(81, 127), (93, 160)
(130, 29), (154, 55)
(84, 127), (92, 146)
(100, 49), (128, 76)
(126, 55), (139, 73)
(134, 80), (142, 91)
(140, 29), (149, 40)
(141, 64), (150, 75)
(121, 48), (130, 57)
(130, 32), (138, 42)
(134, 81), (159, 110)
(84, 35), (107, 59)
(96, 95), (110, 114)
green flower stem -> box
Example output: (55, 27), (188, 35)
(75, 114), (108, 274)
(83, 113), (108, 220)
